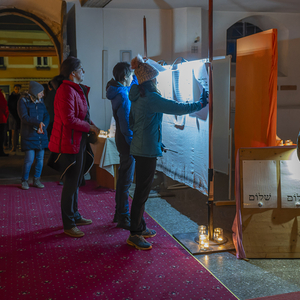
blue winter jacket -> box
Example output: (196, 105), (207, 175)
(129, 81), (207, 158)
(106, 75), (138, 155)
(17, 94), (50, 151)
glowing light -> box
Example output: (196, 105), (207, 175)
(214, 228), (223, 243)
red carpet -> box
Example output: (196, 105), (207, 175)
(0, 181), (237, 299)
(248, 291), (300, 300)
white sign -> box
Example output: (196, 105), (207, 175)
(243, 160), (277, 208)
(280, 160), (300, 208)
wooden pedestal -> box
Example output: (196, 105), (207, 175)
(240, 147), (300, 258)
(90, 164), (118, 190)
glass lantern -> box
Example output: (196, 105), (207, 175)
(213, 227), (224, 243)
(198, 225), (207, 236)
(199, 233), (209, 250)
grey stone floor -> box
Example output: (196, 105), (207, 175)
(1, 150), (300, 300)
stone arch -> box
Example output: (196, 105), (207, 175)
(0, 7), (61, 62)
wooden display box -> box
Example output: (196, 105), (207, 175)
(90, 164), (119, 190)
(239, 147), (300, 258)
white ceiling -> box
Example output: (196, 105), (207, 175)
(105, 0), (300, 13)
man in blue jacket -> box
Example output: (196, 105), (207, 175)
(106, 62), (138, 229)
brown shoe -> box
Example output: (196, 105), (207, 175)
(75, 218), (92, 226)
(64, 227), (85, 238)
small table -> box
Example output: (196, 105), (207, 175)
(90, 136), (119, 189)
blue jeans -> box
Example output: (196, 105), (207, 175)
(22, 149), (45, 181)
(115, 154), (135, 216)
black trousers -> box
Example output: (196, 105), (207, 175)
(130, 156), (157, 235)
(61, 134), (87, 230)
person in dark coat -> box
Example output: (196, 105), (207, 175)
(0, 89), (9, 156)
(8, 84), (21, 152)
(106, 62), (138, 229)
(44, 79), (57, 141)
(17, 81), (50, 190)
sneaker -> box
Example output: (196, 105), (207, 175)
(21, 181), (29, 190)
(141, 228), (157, 238)
(117, 215), (131, 230)
(75, 218), (92, 226)
(127, 234), (152, 250)
(33, 177), (44, 188)
(64, 227), (85, 238)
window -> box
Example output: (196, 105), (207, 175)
(35, 57), (50, 69)
(227, 22), (262, 63)
(0, 57), (6, 69)
(0, 85), (10, 99)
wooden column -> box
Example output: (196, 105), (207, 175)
(207, 0), (214, 239)
(143, 16), (147, 57)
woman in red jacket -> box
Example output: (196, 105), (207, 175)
(49, 56), (100, 238)
(0, 90), (9, 157)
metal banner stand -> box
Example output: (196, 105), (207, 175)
(173, 0), (235, 255)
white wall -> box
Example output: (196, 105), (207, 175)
(73, 4), (205, 130)
(73, 4), (300, 140)
(173, 7), (203, 60)
(74, 1), (105, 129)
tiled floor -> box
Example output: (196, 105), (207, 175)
(1, 150), (300, 300)
(136, 172), (300, 300)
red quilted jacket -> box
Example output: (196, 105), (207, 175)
(0, 90), (9, 124)
(48, 80), (91, 154)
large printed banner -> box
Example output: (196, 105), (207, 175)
(155, 60), (209, 195)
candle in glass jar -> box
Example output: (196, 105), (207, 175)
(214, 228), (223, 242)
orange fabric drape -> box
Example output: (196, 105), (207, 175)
(234, 29), (278, 159)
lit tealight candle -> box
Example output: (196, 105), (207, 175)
(198, 225), (207, 236)
(214, 228), (224, 243)
(199, 234), (209, 250)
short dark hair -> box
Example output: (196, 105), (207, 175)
(48, 81), (54, 90)
(60, 56), (81, 79)
(14, 84), (21, 88)
(113, 62), (132, 82)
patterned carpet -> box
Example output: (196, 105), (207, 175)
(0, 180), (238, 299)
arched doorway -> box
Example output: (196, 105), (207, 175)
(0, 8), (61, 151)
(0, 10), (61, 95)
(0, 8), (61, 61)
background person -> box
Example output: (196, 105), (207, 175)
(0, 89), (9, 157)
(106, 62), (138, 230)
(17, 81), (50, 190)
(127, 55), (208, 250)
(48, 56), (100, 238)
(44, 78), (58, 141)
(8, 84), (21, 152)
